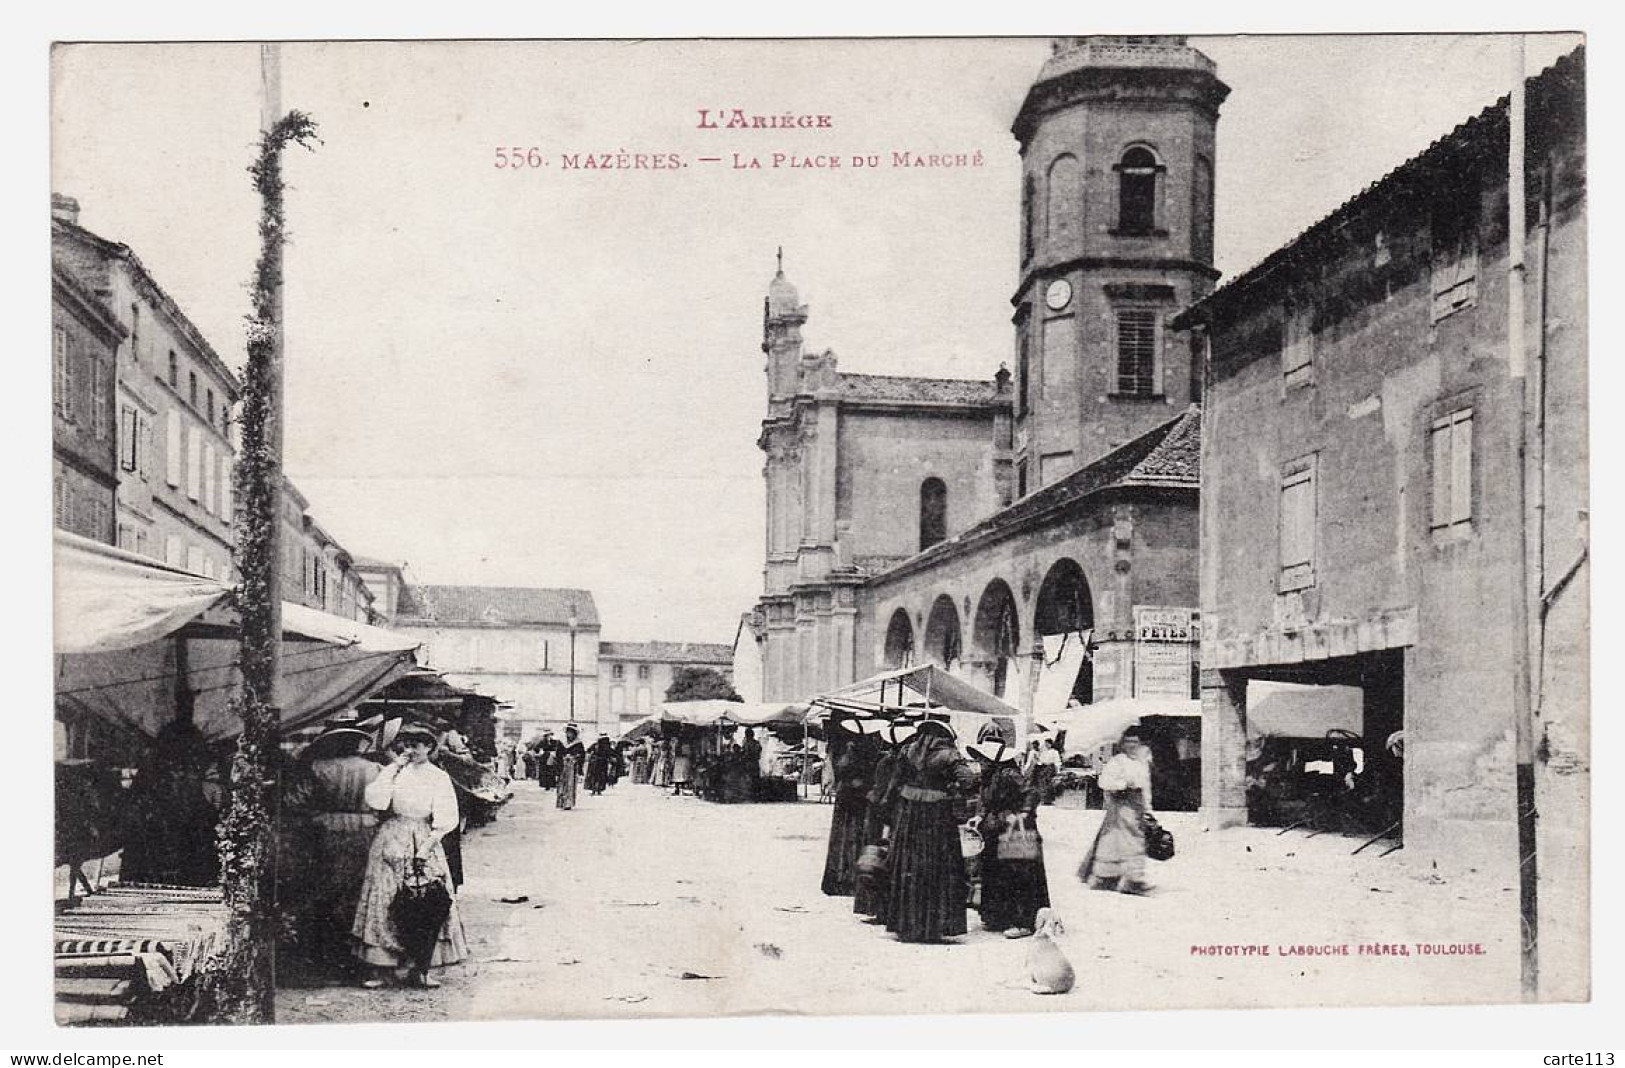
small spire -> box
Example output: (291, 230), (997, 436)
(776, 246), (784, 275)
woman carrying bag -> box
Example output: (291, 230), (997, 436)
(969, 735), (1051, 938)
(352, 722), (469, 988)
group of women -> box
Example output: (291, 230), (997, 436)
(822, 712), (1156, 944)
(289, 716), (468, 989)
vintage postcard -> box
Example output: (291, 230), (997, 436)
(47, 34), (1588, 1028)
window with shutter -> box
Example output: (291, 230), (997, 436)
(1281, 305), (1315, 389)
(54, 328), (69, 414)
(1279, 459), (1317, 591)
(1430, 409), (1474, 534)
(138, 414), (153, 480)
(166, 411), (182, 487)
(120, 406), (139, 471)
(187, 426), (202, 501)
(201, 443), (214, 514)
(1115, 309), (1160, 395)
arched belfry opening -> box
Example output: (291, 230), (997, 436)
(1034, 558), (1094, 704)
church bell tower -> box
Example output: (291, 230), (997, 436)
(1009, 35), (1228, 496)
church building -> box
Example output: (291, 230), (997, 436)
(747, 37), (1224, 758)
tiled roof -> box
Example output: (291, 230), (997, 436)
(396, 584), (600, 628)
(835, 372), (1006, 407)
(869, 406), (1200, 584)
(598, 641), (734, 665)
(1176, 46), (1583, 329)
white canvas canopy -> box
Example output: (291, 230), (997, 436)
(1037, 696), (1201, 751)
(1245, 682), (1363, 739)
(650, 699), (811, 728)
(813, 664), (1028, 746)
(53, 530), (420, 743)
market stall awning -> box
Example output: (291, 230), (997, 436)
(1245, 682), (1363, 739)
(53, 531), (421, 742)
(652, 700), (811, 728)
(54, 532), (233, 654)
(817, 664), (1023, 719)
(1037, 696), (1200, 750)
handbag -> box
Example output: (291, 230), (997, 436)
(996, 813), (1042, 861)
(1143, 812), (1175, 862)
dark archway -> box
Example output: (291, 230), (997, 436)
(1034, 558), (1094, 703)
(883, 608), (916, 670)
(922, 594), (962, 670)
(972, 579), (1021, 698)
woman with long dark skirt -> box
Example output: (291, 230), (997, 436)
(854, 720), (913, 922)
(969, 737), (1050, 937)
(884, 716), (978, 943)
(820, 716), (879, 896)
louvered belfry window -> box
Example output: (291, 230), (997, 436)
(1115, 308), (1159, 395)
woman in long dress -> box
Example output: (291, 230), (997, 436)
(556, 726), (585, 809)
(884, 717), (978, 943)
(854, 720), (913, 922)
(286, 717), (381, 976)
(651, 739), (672, 787)
(671, 742), (694, 796)
(970, 738), (1050, 937)
(351, 723), (468, 988)
(585, 735), (613, 795)
(1078, 728), (1153, 894)
(821, 716), (879, 896)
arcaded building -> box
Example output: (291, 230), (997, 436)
(747, 37), (1224, 760)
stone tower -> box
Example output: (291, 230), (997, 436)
(1009, 35), (1228, 496)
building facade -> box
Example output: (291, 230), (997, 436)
(280, 477), (376, 623)
(1177, 50), (1586, 997)
(387, 584), (603, 742)
(747, 38), (1220, 719)
(52, 265), (125, 545)
(598, 641), (735, 728)
(53, 198), (241, 581)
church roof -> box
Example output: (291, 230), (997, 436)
(869, 406), (1201, 585)
(598, 641), (734, 665)
(395, 583), (600, 628)
(835, 372), (1005, 408)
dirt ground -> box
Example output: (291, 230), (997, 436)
(274, 778), (1521, 1026)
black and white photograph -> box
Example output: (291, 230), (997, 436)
(42, 30), (1592, 1036)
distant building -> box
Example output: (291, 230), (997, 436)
(352, 557), (407, 624)
(388, 583), (602, 741)
(1176, 49), (1586, 998)
(597, 641), (735, 728)
(52, 263), (125, 544)
(53, 196), (241, 580)
(279, 477), (375, 623)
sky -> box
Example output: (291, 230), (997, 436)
(49, 34), (1581, 644)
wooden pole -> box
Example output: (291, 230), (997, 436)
(217, 42), (312, 1023)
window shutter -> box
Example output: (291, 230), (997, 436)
(220, 452), (233, 519)
(1450, 414), (1473, 525)
(120, 407), (138, 471)
(201, 443), (214, 514)
(187, 426), (203, 501)
(166, 411), (182, 487)
(1116, 309), (1159, 395)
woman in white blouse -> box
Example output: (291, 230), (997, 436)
(351, 723), (469, 987)
(1077, 728), (1154, 895)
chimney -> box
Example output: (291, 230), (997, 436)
(51, 193), (80, 226)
